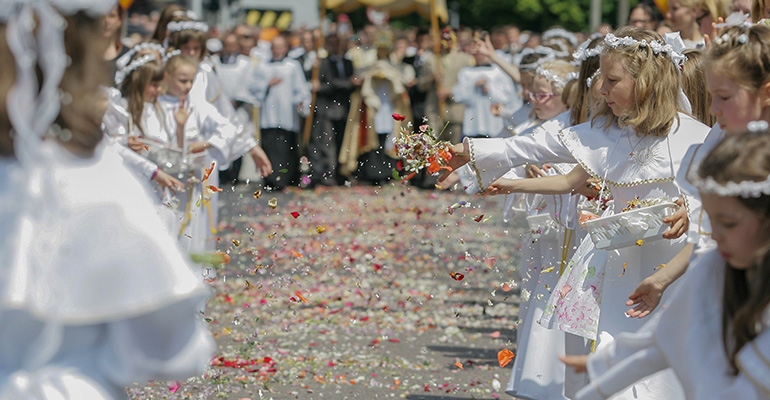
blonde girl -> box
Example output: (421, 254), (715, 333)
(624, 23), (770, 319)
(446, 27), (711, 399)
(566, 130), (770, 400)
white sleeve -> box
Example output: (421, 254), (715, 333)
(486, 71), (513, 105)
(577, 329), (669, 400)
(102, 96), (130, 145)
(451, 69), (474, 105)
(465, 129), (575, 190)
(199, 104), (254, 168)
(728, 329), (770, 398)
(107, 139), (157, 181)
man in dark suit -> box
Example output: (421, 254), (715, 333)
(308, 34), (359, 186)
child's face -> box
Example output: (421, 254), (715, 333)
(180, 40), (203, 61)
(531, 76), (566, 120)
(706, 67), (766, 135)
(165, 65), (196, 97)
(599, 55), (635, 117)
(702, 193), (770, 269)
(143, 80), (162, 103)
(666, 0), (696, 33)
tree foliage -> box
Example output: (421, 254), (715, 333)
(457, 0), (637, 33)
(336, 0), (639, 34)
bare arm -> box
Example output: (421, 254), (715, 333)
(625, 243), (693, 318)
(486, 165), (591, 195)
(476, 36), (521, 84)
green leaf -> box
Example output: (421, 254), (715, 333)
(392, 168), (400, 179)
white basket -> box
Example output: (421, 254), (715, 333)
(582, 202), (677, 251)
(526, 213), (559, 241)
(140, 139), (208, 176)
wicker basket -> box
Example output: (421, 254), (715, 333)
(582, 202), (677, 251)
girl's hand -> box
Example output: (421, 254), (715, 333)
(662, 197), (688, 239)
(435, 170), (460, 190)
(485, 177), (518, 195)
(153, 169), (185, 193)
(439, 142), (470, 182)
(574, 178), (601, 198)
(559, 355), (588, 373)
(625, 274), (666, 318)
(188, 141), (210, 153)
(249, 146), (273, 177)
(526, 164), (550, 179)
(127, 136), (145, 153)
(175, 96), (190, 128)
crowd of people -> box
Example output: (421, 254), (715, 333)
(1, 0), (770, 399)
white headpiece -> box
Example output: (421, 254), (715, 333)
(535, 65), (569, 89)
(163, 49), (182, 64)
(518, 46), (557, 71)
(114, 54), (158, 86)
(1, 0), (116, 167)
(542, 28), (579, 47)
(116, 42), (166, 69)
(572, 38), (604, 63)
(714, 12), (751, 29)
(166, 21), (209, 34)
(604, 32), (687, 69)
(565, 71), (579, 83)
(688, 171), (770, 198)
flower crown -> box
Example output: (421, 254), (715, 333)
(603, 32), (687, 68)
(167, 21), (209, 34)
(535, 65), (573, 89)
(117, 42), (166, 69)
(542, 28), (579, 47)
(163, 49), (182, 64)
(687, 121), (770, 198)
(115, 54), (158, 86)
(572, 38), (604, 63)
(518, 46), (557, 71)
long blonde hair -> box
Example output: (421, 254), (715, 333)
(681, 49), (715, 126)
(592, 27), (681, 137)
(120, 55), (164, 137)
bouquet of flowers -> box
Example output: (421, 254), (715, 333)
(391, 114), (453, 177)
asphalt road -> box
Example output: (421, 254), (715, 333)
(128, 181), (528, 400)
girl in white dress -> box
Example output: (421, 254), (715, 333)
(446, 27), (711, 399)
(0, 3), (214, 399)
(505, 60), (578, 400)
(159, 54), (249, 252)
(565, 129), (770, 400)
(559, 23), (770, 399)
(103, 53), (185, 194)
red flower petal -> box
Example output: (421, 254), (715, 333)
(391, 113), (406, 121)
(291, 211), (300, 218)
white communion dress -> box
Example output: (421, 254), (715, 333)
(0, 141), (215, 400)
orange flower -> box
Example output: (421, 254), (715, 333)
(498, 349), (515, 367)
(202, 162), (216, 181)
